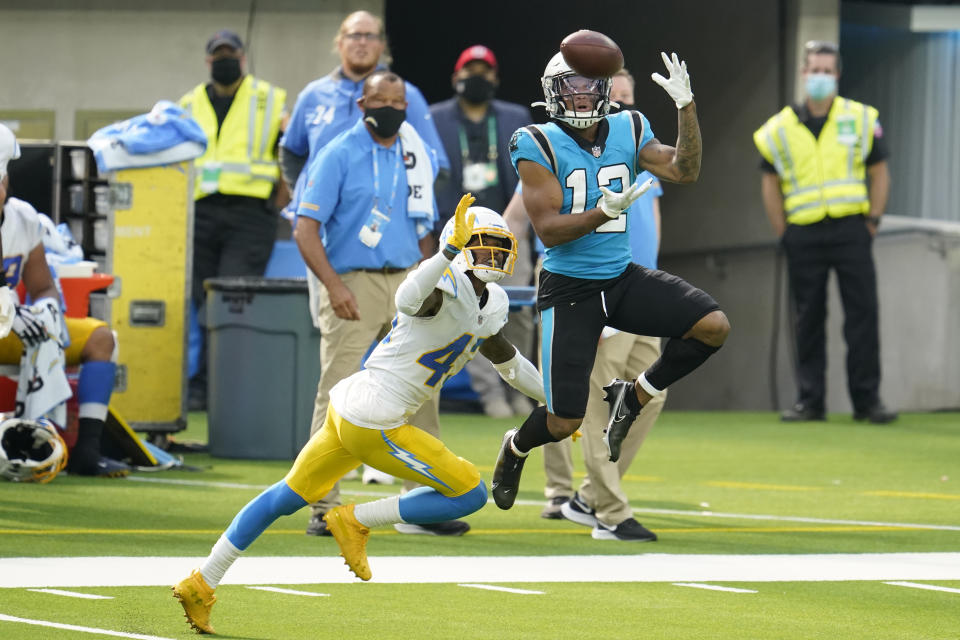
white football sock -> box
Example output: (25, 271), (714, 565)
(354, 496), (402, 527)
(200, 534), (241, 589)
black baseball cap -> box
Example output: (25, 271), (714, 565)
(206, 29), (243, 54)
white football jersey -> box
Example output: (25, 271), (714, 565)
(2, 198), (44, 288)
(330, 265), (510, 430)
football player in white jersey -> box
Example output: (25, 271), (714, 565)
(174, 194), (545, 635)
(0, 124), (127, 478)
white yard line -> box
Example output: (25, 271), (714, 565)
(27, 588), (113, 599)
(247, 586), (330, 597)
(2, 553), (960, 588)
(458, 583), (544, 594)
(885, 581), (960, 595)
(672, 583), (758, 593)
(0, 613), (174, 640)
(125, 476), (960, 532)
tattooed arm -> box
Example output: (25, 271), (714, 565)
(637, 103), (702, 184)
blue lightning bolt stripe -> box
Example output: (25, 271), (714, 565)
(379, 431), (452, 491)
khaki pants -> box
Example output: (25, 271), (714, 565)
(542, 332), (666, 527)
(306, 269), (440, 516)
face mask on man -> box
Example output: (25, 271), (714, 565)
(211, 57), (242, 85)
(456, 75), (496, 105)
(363, 106), (406, 138)
(805, 73), (837, 101)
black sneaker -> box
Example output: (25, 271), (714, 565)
(305, 512), (332, 537)
(68, 455), (130, 478)
(780, 402), (826, 422)
(602, 379), (640, 462)
(853, 403), (898, 424)
(540, 496), (570, 520)
(559, 492), (597, 528)
(492, 428), (526, 510)
(591, 517), (658, 542)
(393, 520), (471, 536)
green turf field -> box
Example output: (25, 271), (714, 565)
(1, 410), (958, 639)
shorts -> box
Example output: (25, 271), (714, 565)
(540, 263), (719, 419)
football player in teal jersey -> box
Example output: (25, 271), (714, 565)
(492, 51), (730, 509)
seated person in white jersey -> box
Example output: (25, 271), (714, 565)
(173, 195), (545, 635)
(491, 46), (730, 509)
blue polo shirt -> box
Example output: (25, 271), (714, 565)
(281, 67), (449, 213)
(627, 171), (662, 269)
(296, 119), (436, 274)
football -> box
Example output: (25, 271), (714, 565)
(559, 30), (624, 78)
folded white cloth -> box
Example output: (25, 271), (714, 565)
(398, 121), (436, 236)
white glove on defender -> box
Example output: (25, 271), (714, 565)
(598, 177), (654, 219)
(0, 287), (17, 339)
(651, 51), (693, 109)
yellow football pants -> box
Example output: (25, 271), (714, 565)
(285, 404), (480, 504)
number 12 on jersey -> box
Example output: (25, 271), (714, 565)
(565, 163), (631, 233)
(417, 332), (478, 387)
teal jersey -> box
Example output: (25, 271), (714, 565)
(509, 110), (654, 279)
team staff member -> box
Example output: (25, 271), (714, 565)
(179, 29), (286, 410)
(430, 45), (534, 419)
(754, 40), (896, 424)
(279, 10), (448, 216)
(294, 71), (468, 538)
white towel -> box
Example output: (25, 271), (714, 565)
(15, 304), (71, 422)
(398, 122), (436, 236)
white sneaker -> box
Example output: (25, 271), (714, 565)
(560, 492), (597, 528)
(361, 465), (396, 485)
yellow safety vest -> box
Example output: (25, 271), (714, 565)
(179, 76), (286, 201)
(753, 97), (878, 225)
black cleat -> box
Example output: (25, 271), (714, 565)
(491, 429), (526, 510)
(602, 379), (640, 463)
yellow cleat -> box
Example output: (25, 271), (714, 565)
(324, 504), (372, 581)
(172, 569), (217, 634)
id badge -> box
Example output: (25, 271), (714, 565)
(358, 207), (390, 248)
(835, 116), (858, 146)
(199, 163), (221, 194)
(463, 162), (493, 191)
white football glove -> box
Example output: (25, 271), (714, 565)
(651, 51), (693, 109)
(0, 287), (17, 339)
(598, 177), (654, 219)
(11, 297), (61, 348)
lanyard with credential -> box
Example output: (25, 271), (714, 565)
(371, 142), (403, 219)
(457, 115), (498, 163)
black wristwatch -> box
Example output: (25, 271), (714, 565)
(865, 215), (882, 228)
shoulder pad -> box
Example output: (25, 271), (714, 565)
(436, 266), (460, 298)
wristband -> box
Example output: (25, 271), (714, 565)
(444, 243), (462, 256)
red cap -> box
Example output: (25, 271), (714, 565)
(454, 45), (498, 73)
